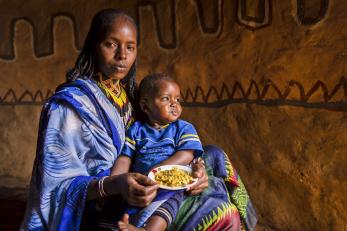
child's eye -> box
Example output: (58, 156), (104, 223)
(161, 97), (169, 101)
(176, 98), (181, 103)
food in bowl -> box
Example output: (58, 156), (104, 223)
(154, 167), (194, 187)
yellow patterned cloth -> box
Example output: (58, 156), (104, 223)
(96, 79), (134, 129)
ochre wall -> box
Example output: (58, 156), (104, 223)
(0, 0), (346, 230)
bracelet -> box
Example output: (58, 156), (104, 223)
(98, 176), (109, 198)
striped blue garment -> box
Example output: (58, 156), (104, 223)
(121, 120), (204, 175)
(20, 79), (125, 230)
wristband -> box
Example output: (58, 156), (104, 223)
(98, 176), (109, 198)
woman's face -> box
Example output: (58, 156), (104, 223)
(97, 17), (137, 80)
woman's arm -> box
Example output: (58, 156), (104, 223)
(111, 155), (132, 175)
(87, 173), (159, 207)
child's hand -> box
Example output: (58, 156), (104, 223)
(186, 158), (208, 195)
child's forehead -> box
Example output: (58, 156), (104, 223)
(154, 79), (180, 91)
(140, 78), (180, 100)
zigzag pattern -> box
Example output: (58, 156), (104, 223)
(0, 89), (54, 105)
(1, 78), (346, 108)
(194, 202), (238, 231)
(230, 180), (249, 221)
(222, 150), (239, 186)
(181, 77), (347, 109)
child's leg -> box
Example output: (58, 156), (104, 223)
(146, 190), (184, 230)
(118, 214), (167, 231)
(118, 191), (184, 231)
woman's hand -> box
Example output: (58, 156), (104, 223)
(114, 173), (159, 207)
(186, 158), (209, 195)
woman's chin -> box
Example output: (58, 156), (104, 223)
(106, 73), (129, 81)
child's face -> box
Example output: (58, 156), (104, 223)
(142, 80), (182, 126)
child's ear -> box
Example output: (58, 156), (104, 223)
(140, 99), (149, 114)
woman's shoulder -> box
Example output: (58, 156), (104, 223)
(55, 78), (96, 93)
(42, 78), (100, 114)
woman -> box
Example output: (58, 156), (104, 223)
(21, 9), (257, 231)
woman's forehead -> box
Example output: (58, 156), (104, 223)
(109, 16), (137, 34)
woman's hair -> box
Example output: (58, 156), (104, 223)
(66, 8), (138, 105)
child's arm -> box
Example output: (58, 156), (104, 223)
(154, 121), (203, 168)
(111, 156), (132, 175)
(155, 150), (195, 167)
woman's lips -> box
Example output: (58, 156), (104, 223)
(112, 65), (127, 72)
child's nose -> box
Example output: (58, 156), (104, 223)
(170, 100), (177, 106)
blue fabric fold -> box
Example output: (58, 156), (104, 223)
(21, 79), (125, 230)
(54, 79), (122, 153)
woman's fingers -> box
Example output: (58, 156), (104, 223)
(127, 190), (157, 207)
(131, 183), (158, 196)
(133, 173), (157, 186)
(127, 192), (157, 207)
(131, 173), (158, 195)
(125, 173), (158, 206)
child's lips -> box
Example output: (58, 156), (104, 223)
(169, 110), (177, 115)
(170, 110), (180, 117)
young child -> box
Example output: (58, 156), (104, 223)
(112, 73), (204, 231)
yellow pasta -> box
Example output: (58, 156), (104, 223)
(154, 167), (193, 187)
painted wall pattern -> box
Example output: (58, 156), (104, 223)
(1, 0), (347, 230)
(1, 0), (343, 110)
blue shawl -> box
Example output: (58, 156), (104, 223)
(21, 79), (125, 230)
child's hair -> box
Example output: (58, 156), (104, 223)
(138, 73), (175, 100)
(137, 73), (176, 121)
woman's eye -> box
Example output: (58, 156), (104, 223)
(105, 42), (117, 48)
(127, 46), (135, 51)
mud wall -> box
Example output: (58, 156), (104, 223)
(0, 0), (346, 230)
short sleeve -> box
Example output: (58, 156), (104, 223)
(121, 123), (138, 158)
(176, 121), (204, 156)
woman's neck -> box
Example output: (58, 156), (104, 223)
(98, 73), (121, 96)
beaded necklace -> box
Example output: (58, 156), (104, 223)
(96, 74), (134, 128)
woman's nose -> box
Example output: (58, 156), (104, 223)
(116, 46), (126, 60)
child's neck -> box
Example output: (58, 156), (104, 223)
(147, 121), (170, 130)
